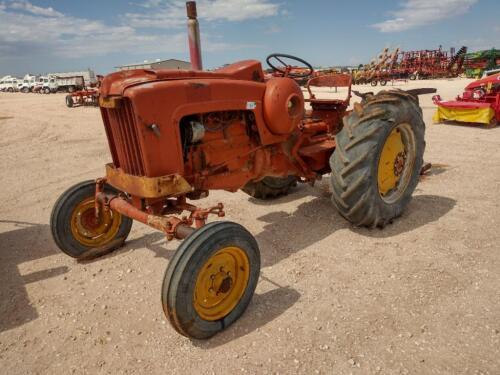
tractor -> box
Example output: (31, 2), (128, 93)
(51, 2), (429, 339)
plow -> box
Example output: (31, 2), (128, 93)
(433, 73), (500, 127)
(354, 46), (467, 85)
(51, 1), (434, 339)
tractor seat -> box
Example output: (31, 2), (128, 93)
(305, 73), (352, 107)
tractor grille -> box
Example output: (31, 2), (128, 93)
(102, 99), (145, 176)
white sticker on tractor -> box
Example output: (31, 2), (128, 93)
(246, 101), (257, 110)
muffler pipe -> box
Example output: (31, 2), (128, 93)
(186, 1), (203, 71)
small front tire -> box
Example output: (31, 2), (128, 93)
(50, 180), (133, 259)
(162, 221), (260, 339)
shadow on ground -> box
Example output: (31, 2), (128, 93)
(0, 221), (172, 333)
(437, 121), (499, 130)
(193, 276), (300, 349)
(0, 189), (455, 336)
(0, 221), (66, 333)
(253, 189), (456, 267)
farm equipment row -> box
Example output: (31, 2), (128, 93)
(353, 46), (467, 85)
(463, 49), (500, 79)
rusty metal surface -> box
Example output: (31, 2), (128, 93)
(105, 163), (192, 198)
(186, 1), (202, 70)
(99, 192), (223, 240)
(92, 1), (359, 241)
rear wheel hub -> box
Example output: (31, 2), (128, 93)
(377, 123), (416, 203)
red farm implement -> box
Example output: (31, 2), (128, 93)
(355, 46), (467, 85)
(399, 46), (467, 79)
(433, 73), (500, 127)
(65, 89), (99, 108)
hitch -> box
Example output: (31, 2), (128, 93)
(94, 179), (224, 241)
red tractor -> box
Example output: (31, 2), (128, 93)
(51, 2), (429, 339)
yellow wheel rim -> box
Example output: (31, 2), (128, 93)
(377, 123), (416, 202)
(194, 246), (250, 321)
(70, 197), (122, 247)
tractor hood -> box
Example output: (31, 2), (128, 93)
(100, 60), (265, 97)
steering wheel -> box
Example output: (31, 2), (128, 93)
(266, 53), (314, 78)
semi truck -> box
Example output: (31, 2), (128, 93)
(42, 75), (85, 93)
(50, 69), (97, 89)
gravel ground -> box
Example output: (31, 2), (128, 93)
(1, 78), (499, 375)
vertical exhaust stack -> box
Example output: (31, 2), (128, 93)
(186, 1), (203, 71)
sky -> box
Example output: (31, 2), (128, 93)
(0, 0), (498, 77)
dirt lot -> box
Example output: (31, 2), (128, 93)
(1, 79), (499, 375)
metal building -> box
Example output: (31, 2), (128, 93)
(116, 59), (192, 71)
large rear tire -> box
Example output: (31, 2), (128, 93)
(162, 221), (260, 339)
(242, 176), (297, 200)
(330, 90), (425, 228)
(51, 180), (133, 259)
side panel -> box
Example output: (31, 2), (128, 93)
(124, 79), (268, 177)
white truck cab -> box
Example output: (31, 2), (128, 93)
(0, 76), (21, 92)
(36, 76), (57, 94)
(42, 76), (59, 94)
(0, 76), (9, 91)
(21, 74), (39, 93)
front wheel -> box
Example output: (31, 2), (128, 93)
(50, 180), (133, 259)
(330, 89), (425, 228)
(162, 221), (260, 339)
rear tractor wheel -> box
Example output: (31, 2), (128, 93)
(242, 176), (297, 200)
(162, 221), (260, 339)
(330, 89), (425, 228)
(50, 180), (132, 260)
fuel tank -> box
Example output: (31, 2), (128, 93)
(263, 77), (305, 135)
